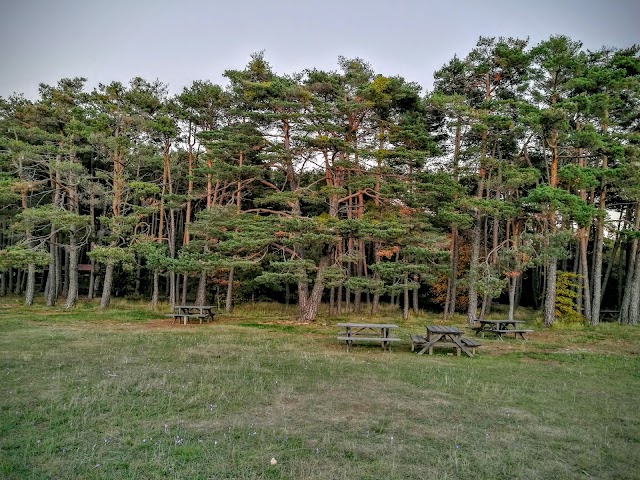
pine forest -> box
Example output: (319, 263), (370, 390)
(1, 35), (639, 326)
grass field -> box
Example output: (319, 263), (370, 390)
(1, 298), (639, 479)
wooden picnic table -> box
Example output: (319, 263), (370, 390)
(472, 319), (532, 340)
(167, 305), (216, 325)
(337, 323), (400, 352)
(415, 325), (474, 357)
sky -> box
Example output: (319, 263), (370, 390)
(1, 0), (639, 100)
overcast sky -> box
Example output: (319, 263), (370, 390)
(1, 0), (639, 99)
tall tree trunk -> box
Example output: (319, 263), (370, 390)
(100, 263), (115, 308)
(225, 266), (234, 313)
(87, 258), (96, 300)
(444, 227), (459, 318)
(329, 287), (335, 315)
(25, 264), (36, 306)
(46, 231), (57, 306)
(298, 256), (330, 322)
(466, 221), (481, 325)
(627, 250), (640, 325)
(195, 271), (207, 306)
(579, 227), (592, 322)
(181, 273), (188, 305)
(507, 276), (517, 322)
(151, 269), (159, 310)
(63, 227), (79, 308)
(544, 257), (558, 326)
(402, 273), (409, 320)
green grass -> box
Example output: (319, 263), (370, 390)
(1, 298), (639, 479)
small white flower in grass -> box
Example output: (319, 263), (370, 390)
(270, 457), (277, 465)
(36, 440), (41, 445)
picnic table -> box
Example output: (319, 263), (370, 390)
(167, 305), (216, 325)
(413, 325), (475, 357)
(337, 323), (400, 352)
(471, 319), (532, 340)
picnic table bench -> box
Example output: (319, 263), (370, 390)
(472, 320), (532, 340)
(167, 305), (216, 325)
(415, 326), (475, 357)
(337, 323), (400, 352)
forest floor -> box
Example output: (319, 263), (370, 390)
(1, 298), (638, 479)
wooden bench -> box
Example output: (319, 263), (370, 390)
(166, 313), (208, 325)
(460, 337), (481, 354)
(336, 336), (401, 352)
(410, 334), (426, 352)
(495, 329), (533, 340)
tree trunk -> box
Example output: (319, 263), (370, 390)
(579, 227), (592, 322)
(329, 287), (335, 315)
(225, 266), (234, 313)
(46, 231), (57, 306)
(181, 273), (188, 305)
(444, 227), (459, 318)
(87, 257), (96, 300)
(24, 264), (36, 306)
(402, 273), (409, 320)
(61, 246), (70, 299)
(466, 220), (481, 325)
(63, 227), (79, 309)
(100, 263), (115, 308)
(544, 257), (558, 326)
(151, 269), (159, 310)
(298, 256), (330, 322)
(195, 271), (207, 306)
(508, 277), (517, 322)
(627, 250), (640, 325)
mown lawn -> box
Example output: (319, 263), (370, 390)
(1, 298), (639, 479)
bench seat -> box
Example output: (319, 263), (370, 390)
(168, 313), (209, 325)
(460, 337), (481, 354)
(337, 336), (400, 352)
(336, 336), (401, 342)
(494, 329), (533, 339)
(410, 334), (427, 351)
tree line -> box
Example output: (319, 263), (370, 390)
(1, 35), (639, 325)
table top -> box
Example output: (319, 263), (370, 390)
(426, 325), (463, 334)
(174, 305), (214, 309)
(479, 319), (524, 324)
(337, 323), (399, 329)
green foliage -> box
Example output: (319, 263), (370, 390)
(524, 185), (596, 227)
(555, 271), (586, 323)
(0, 245), (49, 270)
(88, 245), (135, 270)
